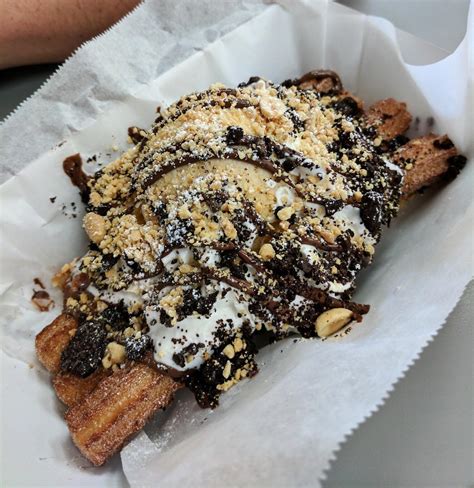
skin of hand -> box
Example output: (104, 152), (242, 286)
(0, 0), (141, 69)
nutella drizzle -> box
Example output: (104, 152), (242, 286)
(63, 154), (90, 203)
(31, 290), (54, 312)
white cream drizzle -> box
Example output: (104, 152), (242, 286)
(300, 244), (320, 264)
(88, 283), (144, 308)
(332, 205), (371, 240)
(147, 282), (255, 371)
(275, 186), (296, 206)
(161, 248), (194, 272)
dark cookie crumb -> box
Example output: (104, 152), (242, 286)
(61, 321), (107, 377)
(445, 154), (467, 180)
(124, 335), (153, 361)
(433, 137), (454, 150)
(99, 301), (130, 331)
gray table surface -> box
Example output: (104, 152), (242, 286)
(1, 1), (472, 486)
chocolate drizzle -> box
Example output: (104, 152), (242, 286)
(128, 126), (147, 146)
(152, 89), (254, 135)
(134, 130), (350, 215)
(63, 154), (90, 203)
(31, 290), (54, 312)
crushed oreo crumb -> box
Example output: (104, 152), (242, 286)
(61, 321), (107, 377)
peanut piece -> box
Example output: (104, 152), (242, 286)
(106, 342), (126, 365)
(178, 204), (191, 219)
(179, 264), (197, 274)
(277, 207), (294, 221)
(223, 344), (235, 359)
(102, 355), (113, 369)
(221, 217), (237, 240)
(316, 308), (354, 337)
(259, 243), (275, 261)
(233, 337), (244, 352)
(83, 212), (106, 244)
(222, 360), (232, 379)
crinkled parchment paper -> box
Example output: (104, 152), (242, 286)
(0, 1), (472, 487)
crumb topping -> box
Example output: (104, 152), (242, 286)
(59, 71), (404, 408)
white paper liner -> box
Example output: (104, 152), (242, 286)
(0, 1), (472, 486)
